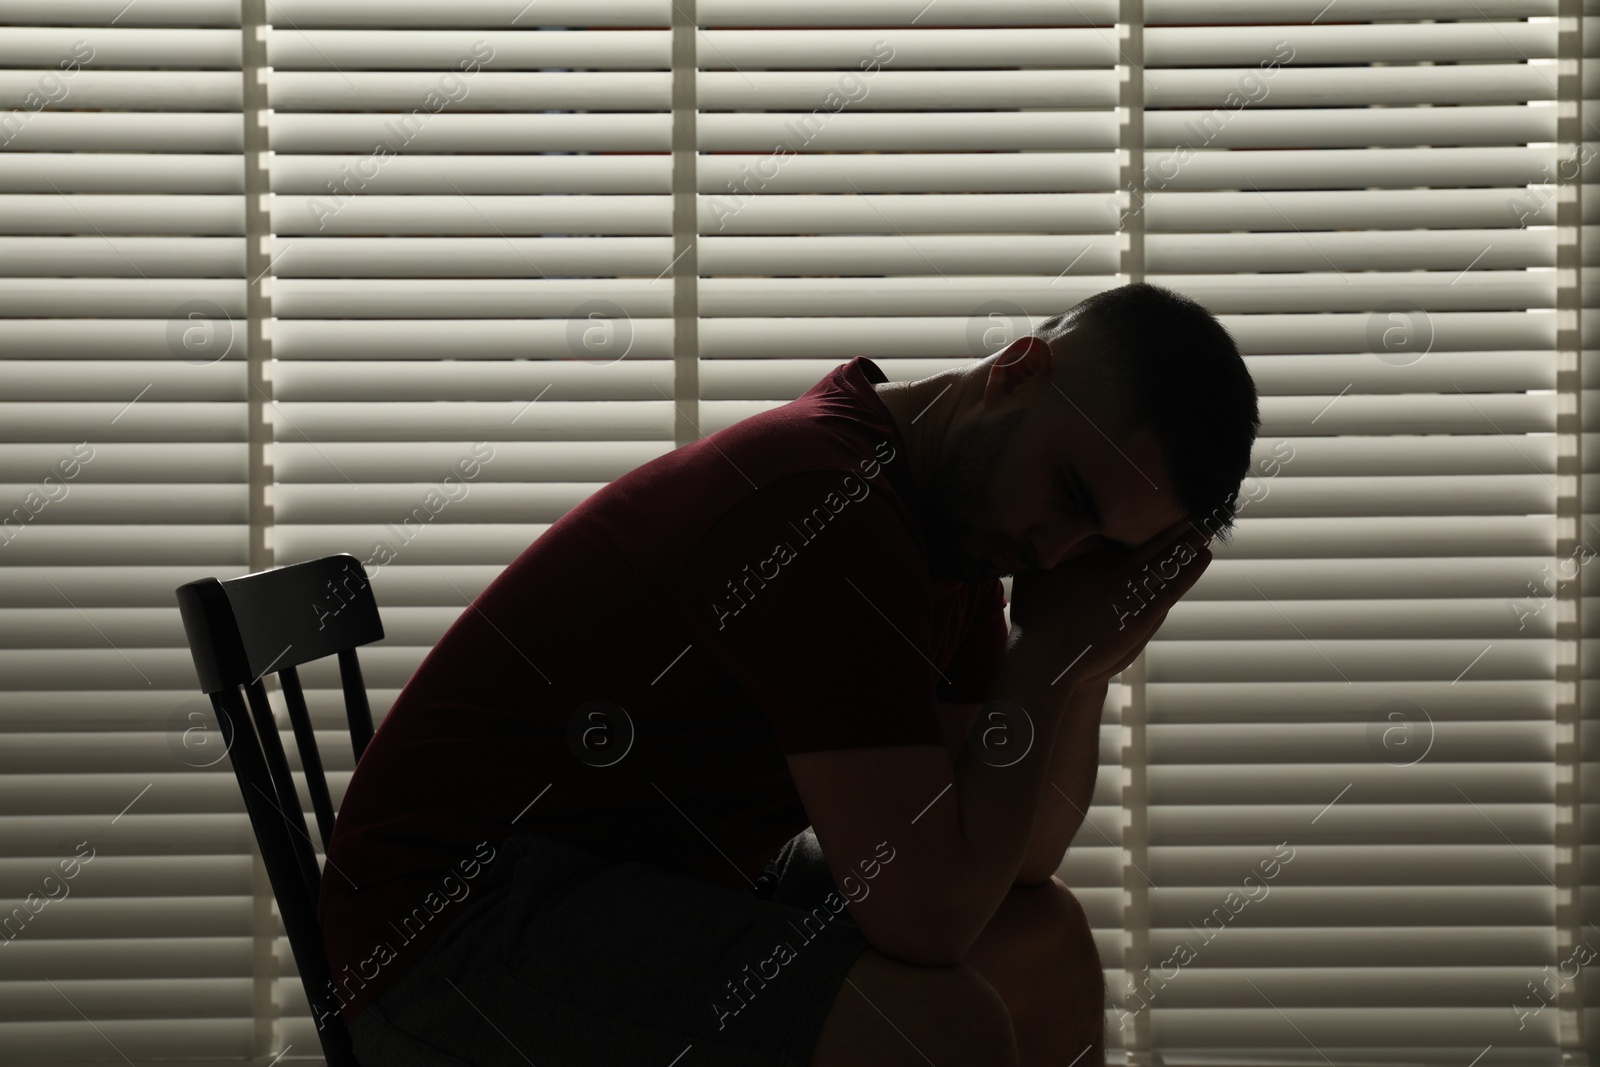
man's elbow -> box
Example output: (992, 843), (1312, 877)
(1013, 851), (1066, 888)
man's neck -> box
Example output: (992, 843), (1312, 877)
(872, 363), (984, 506)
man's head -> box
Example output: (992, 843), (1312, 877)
(918, 283), (1260, 583)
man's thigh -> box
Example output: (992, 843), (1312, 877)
(350, 831), (870, 1067)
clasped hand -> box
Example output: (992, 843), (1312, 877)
(1007, 517), (1212, 691)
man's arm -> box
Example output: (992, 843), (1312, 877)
(786, 522), (1210, 966)
(1013, 679), (1108, 886)
(937, 679), (1109, 889)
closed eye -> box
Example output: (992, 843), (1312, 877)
(1058, 472), (1114, 549)
(1055, 473), (1077, 517)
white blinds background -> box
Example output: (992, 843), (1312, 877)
(1581, 0), (1600, 1049)
(0, 0), (259, 1062)
(1, 0), (1595, 1062)
(1137, 0), (1589, 1063)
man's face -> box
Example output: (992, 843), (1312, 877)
(921, 338), (1188, 584)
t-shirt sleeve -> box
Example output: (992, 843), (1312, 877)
(671, 470), (945, 755)
(935, 578), (1008, 704)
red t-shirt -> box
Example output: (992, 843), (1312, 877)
(316, 355), (1008, 1026)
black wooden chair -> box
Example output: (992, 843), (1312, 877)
(174, 553), (384, 1067)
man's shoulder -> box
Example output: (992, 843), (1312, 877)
(504, 361), (915, 609)
(595, 383), (911, 545)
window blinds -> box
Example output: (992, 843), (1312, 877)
(0, 0), (1593, 1062)
(1129, 0), (1591, 1063)
(0, 0), (261, 1062)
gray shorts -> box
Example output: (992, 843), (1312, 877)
(349, 827), (870, 1067)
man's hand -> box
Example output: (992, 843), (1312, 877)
(1004, 520), (1209, 885)
(1007, 517), (1210, 689)
(1074, 602), (1168, 690)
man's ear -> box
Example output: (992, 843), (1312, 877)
(990, 333), (1049, 370)
(984, 335), (1054, 403)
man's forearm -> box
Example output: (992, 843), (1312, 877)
(936, 628), (1085, 959)
(1014, 679), (1108, 886)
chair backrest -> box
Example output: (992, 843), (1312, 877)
(174, 553), (385, 1067)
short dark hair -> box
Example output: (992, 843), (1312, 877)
(1034, 282), (1261, 545)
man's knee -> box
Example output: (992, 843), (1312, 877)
(1005, 875), (1101, 967)
(1048, 876), (1101, 955)
(963, 874), (1104, 1024)
(1042, 876), (1106, 991)
(812, 950), (1019, 1067)
(1027, 878), (1107, 1062)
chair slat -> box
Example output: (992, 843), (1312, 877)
(337, 648), (376, 763)
(279, 665), (337, 852)
(244, 679), (323, 904)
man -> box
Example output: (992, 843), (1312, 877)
(320, 282), (1260, 1066)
